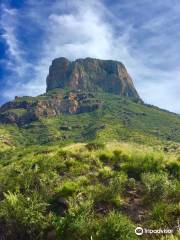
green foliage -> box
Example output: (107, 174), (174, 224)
(56, 181), (79, 198)
(0, 89), (180, 240)
(0, 191), (50, 239)
(53, 200), (97, 240)
(98, 166), (113, 181)
(123, 153), (165, 179)
(93, 174), (127, 208)
(0, 141), (179, 239)
(85, 142), (105, 151)
(148, 202), (177, 228)
(97, 211), (138, 240)
(166, 161), (180, 179)
(1, 90), (180, 147)
(125, 178), (136, 191)
(141, 172), (170, 202)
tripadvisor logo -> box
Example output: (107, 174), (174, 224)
(135, 227), (173, 235)
(135, 227), (143, 235)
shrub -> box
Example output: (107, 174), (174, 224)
(0, 191), (50, 239)
(149, 202), (177, 228)
(125, 178), (136, 191)
(122, 153), (164, 180)
(54, 200), (98, 240)
(99, 153), (112, 164)
(56, 181), (79, 198)
(93, 174), (127, 208)
(0, 156), (61, 199)
(168, 179), (180, 200)
(85, 142), (105, 151)
(166, 161), (180, 179)
(97, 211), (138, 240)
(98, 166), (113, 181)
(141, 172), (169, 202)
(109, 173), (127, 194)
(113, 150), (129, 162)
(99, 150), (129, 167)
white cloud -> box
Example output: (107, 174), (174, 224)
(0, 0), (180, 113)
(0, 4), (32, 77)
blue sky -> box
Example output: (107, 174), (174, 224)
(0, 0), (180, 113)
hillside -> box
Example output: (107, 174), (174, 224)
(0, 57), (179, 239)
(0, 89), (180, 150)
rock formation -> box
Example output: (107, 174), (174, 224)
(46, 57), (141, 101)
(0, 57), (142, 126)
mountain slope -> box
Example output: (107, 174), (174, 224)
(0, 57), (180, 240)
(0, 57), (180, 149)
(0, 89), (180, 151)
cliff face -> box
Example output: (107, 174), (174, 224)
(0, 92), (102, 126)
(0, 57), (142, 126)
(46, 57), (141, 101)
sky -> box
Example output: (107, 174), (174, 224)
(0, 0), (180, 113)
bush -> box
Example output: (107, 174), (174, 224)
(125, 178), (136, 191)
(149, 202), (177, 228)
(93, 174), (127, 208)
(122, 153), (164, 180)
(99, 150), (129, 166)
(0, 191), (50, 240)
(97, 211), (137, 240)
(85, 142), (105, 151)
(99, 153), (112, 164)
(141, 172), (169, 202)
(98, 166), (113, 181)
(56, 181), (79, 198)
(54, 200), (98, 240)
(168, 179), (180, 200)
(113, 150), (129, 162)
(166, 161), (180, 179)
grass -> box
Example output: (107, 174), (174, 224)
(0, 90), (180, 149)
(0, 89), (180, 239)
(0, 141), (179, 239)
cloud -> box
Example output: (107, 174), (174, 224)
(0, 0), (180, 113)
(0, 4), (32, 77)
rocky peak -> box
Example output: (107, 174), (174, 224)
(46, 57), (141, 101)
(0, 57), (142, 126)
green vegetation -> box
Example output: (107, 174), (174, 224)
(0, 90), (180, 149)
(0, 90), (180, 239)
(0, 142), (179, 239)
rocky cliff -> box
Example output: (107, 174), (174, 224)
(0, 57), (142, 126)
(0, 92), (102, 126)
(46, 57), (141, 101)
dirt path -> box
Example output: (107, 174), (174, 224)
(121, 189), (147, 223)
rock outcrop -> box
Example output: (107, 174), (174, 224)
(0, 57), (142, 126)
(46, 57), (141, 101)
(0, 92), (102, 126)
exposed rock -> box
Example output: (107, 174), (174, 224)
(0, 100), (35, 113)
(0, 110), (38, 126)
(0, 57), (142, 126)
(0, 92), (102, 126)
(46, 57), (142, 101)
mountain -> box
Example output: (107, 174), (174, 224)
(0, 57), (142, 126)
(0, 57), (179, 240)
(0, 57), (180, 148)
(46, 57), (141, 101)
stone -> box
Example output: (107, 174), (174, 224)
(46, 57), (142, 102)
